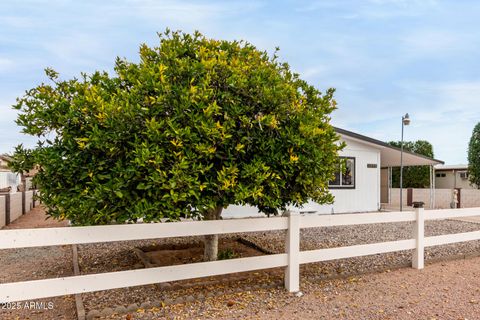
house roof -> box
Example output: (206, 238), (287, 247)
(0, 154), (12, 171)
(334, 127), (444, 168)
(434, 164), (468, 171)
(0, 154), (12, 162)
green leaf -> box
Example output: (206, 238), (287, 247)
(9, 29), (342, 226)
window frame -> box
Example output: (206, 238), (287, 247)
(329, 156), (356, 190)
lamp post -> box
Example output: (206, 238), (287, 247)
(400, 113), (410, 211)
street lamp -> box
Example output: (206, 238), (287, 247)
(400, 113), (410, 211)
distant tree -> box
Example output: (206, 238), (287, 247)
(388, 140), (434, 188)
(9, 30), (343, 261)
(468, 122), (480, 188)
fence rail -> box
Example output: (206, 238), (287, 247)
(0, 216), (287, 249)
(1, 207), (480, 302)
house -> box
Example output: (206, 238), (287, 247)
(223, 127), (443, 217)
(434, 164), (476, 189)
(0, 154), (12, 172)
(0, 154), (39, 192)
(0, 154), (20, 192)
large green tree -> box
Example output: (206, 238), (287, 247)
(10, 30), (342, 260)
(388, 140), (434, 188)
(468, 122), (480, 188)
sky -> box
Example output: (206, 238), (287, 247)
(1, 0), (479, 164)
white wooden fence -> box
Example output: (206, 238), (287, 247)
(1, 207), (480, 302)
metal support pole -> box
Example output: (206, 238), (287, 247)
(429, 165), (434, 209)
(432, 167), (436, 209)
(400, 121), (405, 211)
(388, 167), (392, 204)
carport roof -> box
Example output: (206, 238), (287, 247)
(334, 127), (444, 168)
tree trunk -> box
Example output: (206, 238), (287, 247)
(203, 206), (223, 261)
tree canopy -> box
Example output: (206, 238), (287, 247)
(10, 30), (342, 226)
(388, 140), (434, 188)
(468, 122), (480, 188)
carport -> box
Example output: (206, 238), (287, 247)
(334, 128), (444, 209)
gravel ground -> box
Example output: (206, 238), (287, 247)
(78, 235), (269, 312)
(119, 254), (480, 319)
(4, 208), (480, 319)
(237, 219), (480, 280)
(0, 206), (76, 320)
(78, 217), (480, 316)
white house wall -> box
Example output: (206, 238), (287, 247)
(301, 137), (381, 214)
(223, 136), (381, 218)
(0, 172), (20, 191)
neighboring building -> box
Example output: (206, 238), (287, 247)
(0, 154), (12, 172)
(223, 127), (443, 217)
(0, 154), (21, 191)
(434, 164), (476, 189)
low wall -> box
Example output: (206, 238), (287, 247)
(389, 188), (480, 209)
(435, 189), (454, 209)
(412, 188), (432, 208)
(25, 190), (34, 212)
(9, 192), (23, 222)
(0, 190), (38, 228)
(461, 189), (480, 208)
(389, 189), (408, 207)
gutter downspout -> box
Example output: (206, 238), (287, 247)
(432, 166), (436, 209)
(388, 167), (392, 204)
(429, 165), (433, 209)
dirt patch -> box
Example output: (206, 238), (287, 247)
(138, 238), (265, 267)
(80, 237), (283, 314)
(1, 205), (68, 230)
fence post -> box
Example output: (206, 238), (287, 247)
(22, 191), (26, 215)
(3, 193), (11, 225)
(412, 206), (425, 269)
(285, 210), (300, 292)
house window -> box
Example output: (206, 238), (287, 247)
(329, 157), (355, 189)
(436, 173), (446, 178)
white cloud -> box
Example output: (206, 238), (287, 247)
(397, 81), (480, 123)
(299, 66), (330, 79)
(0, 0), (478, 165)
(297, 0), (438, 19)
(368, 0), (437, 5)
(336, 80), (480, 164)
(401, 29), (474, 57)
(0, 16), (34, 28)
(120, 0), (263, 29)
(35, 32), (120, 78)
(0, 57), (14, 72)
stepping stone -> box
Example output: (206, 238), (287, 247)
(86, 310), (100, 320)
(100, 307), (114, 317)
(140, 302), (151, 309)
(114, 306), (127, 314)
(126, 303), (139, 312)
(174, 297), (185, 305)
